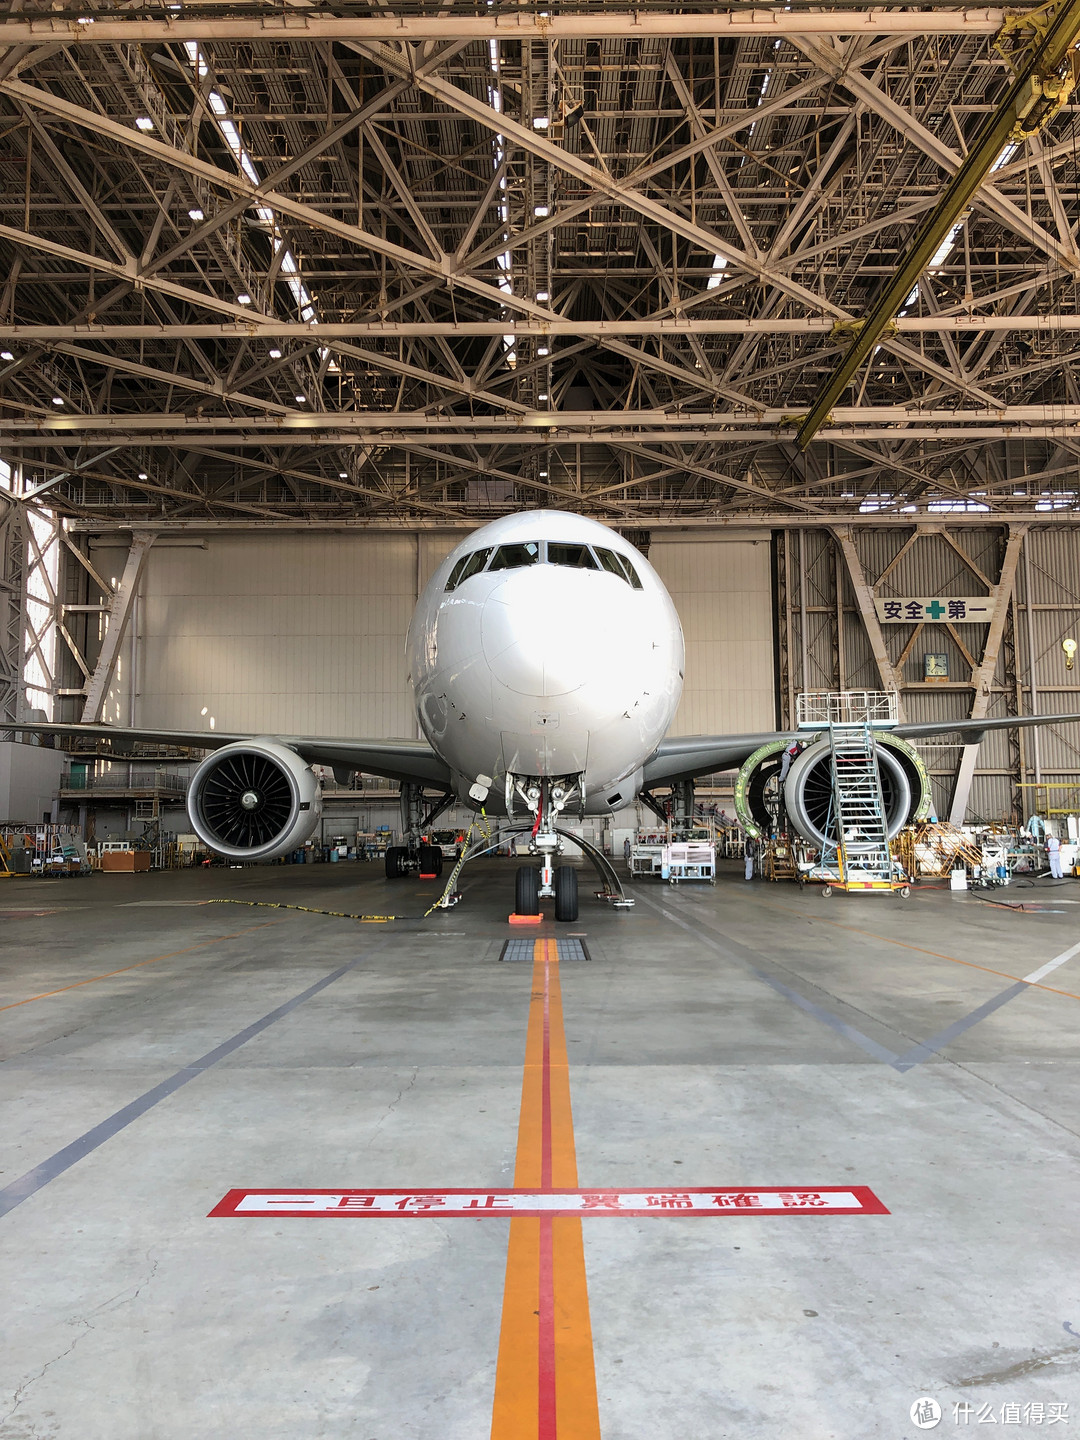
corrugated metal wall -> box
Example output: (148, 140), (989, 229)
(777, 525), (1080, 822)
(110, 534), (457, 737)
(648, 536), (775, 735)
(93, 531), (776, 742)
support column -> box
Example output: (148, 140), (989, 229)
(832, 526), (905, 717)
(0, 491), (26, 728)
(80, 530), (155, 723)
(947, 525), (1028, 825)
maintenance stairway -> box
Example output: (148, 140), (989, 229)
(828, 723), (896, 891)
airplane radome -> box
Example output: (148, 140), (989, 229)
(406, 510), (685, 817)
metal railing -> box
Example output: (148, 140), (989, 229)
(796, 691), (899, 728)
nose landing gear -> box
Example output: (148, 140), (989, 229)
(510, 775), (584, 922)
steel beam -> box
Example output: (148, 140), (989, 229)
(0, 11), (1018, 44)
(832, 525), (906, 713)
(797, 4), (1080, 448)
(80, 531), (155, 723)
(948, 525), (1029, 824)
(6, 316), (1080, 342)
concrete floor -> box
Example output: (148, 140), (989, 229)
(1, 857), (1079, 1438)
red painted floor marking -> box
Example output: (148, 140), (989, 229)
(209, 1186), (889, 1218)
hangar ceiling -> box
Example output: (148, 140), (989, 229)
(2, 4), (1080, 527)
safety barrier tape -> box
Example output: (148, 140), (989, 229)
(203, 810), (496, 925)
(204, 899), (400, 923)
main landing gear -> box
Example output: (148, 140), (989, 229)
(384, 784), (451, 882)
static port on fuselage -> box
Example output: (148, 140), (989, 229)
(406, 511), (684, 811)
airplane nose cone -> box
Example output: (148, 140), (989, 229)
(481, 569), (652, 697)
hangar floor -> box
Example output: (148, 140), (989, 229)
(1, 859), (1078, 1439)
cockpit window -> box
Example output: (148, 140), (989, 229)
(547, 542), (599, 571)
(487, 541), (540, 572)
(595, 547), (626, 578)
(444, 547), (492, 591)
(614, 553), (643, 589)
(591, 545), (643, 589)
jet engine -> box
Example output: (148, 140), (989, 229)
(187, 739), (322, 861)
(734, 733), (930, 845)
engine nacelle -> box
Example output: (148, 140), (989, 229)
(734, 733), (930, 846)
(187, 739), (322, 861)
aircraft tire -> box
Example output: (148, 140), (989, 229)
(515, 865), (540, 915)
(554, 865), (578, 923)
(385, 845), (407, 879)
(419, 843), (444, 876)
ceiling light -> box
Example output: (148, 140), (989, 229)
(539, 470), (548, 477)
(188, 207), (204, 221)
(236, 293), (252, 305)
(534, 205), (550, 218)
(295, 394), (306, 403)
(138, 471), (148, 480)
(0, 351), (12, 361)
(533, 117), (549, 129)
(536, 291), (549, 302)
(537, 346), (549, 356)
(538, 392), (548, 400)
(338, 472), (348, 479)
(135, 117), (154, 131)
(51, 396), (63, 405)
(268, 347), (282, 359)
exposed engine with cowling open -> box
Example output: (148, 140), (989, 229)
(733, 732), (931, 848)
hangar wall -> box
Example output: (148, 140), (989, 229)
(92, 530), (776, 742)
(776, 526), (1080, 824)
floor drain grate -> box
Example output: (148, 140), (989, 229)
(499, 938), (590, 962)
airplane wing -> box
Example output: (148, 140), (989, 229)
(11, 722), (453, 789)
(642, 711), (1080, 787)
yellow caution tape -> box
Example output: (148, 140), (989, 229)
(204, 899), (400, 922)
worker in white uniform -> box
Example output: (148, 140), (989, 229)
(778, 740), (800, 785)
(1047, 833), (1064, 879)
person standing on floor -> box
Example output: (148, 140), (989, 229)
(1047, 832), (1064, 879)
(744, 838), (755, 881)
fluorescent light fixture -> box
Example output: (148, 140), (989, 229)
(538, 392), (548, 400)
(0, 351), (12, 361)
(294, 394), (306, 403)
(338, 472), (348, 479)
(268, 347), (282, 359)
(135, 117), (154, 131)
(539, 470), (548, 477)
(236, 293), (252, 305)
(536, 290), (549, 302)
(188, 207), (204, 220)
(51, 396), (63, 405)
(138, 471), (148, 480)
(537, 345), (549, 356)
(534, 205), (550, 218)
(533, 117), (549, 129)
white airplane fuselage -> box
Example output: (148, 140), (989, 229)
(406, 511), (684, 815)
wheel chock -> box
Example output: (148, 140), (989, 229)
(508, 912), (543, 925)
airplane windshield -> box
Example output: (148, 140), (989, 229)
(444, 547), (493, 591)
(547, 542), (599, 570)
(487, 542), (540, 572)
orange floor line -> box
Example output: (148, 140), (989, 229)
(491, 937), (601, 1440)
(759, 900), (1080, 1003)
(0, 921), (283, 1013)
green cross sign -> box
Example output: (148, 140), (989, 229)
(925, 601), (946, 619)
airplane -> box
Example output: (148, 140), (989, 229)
(18, 509), (1080, 922)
